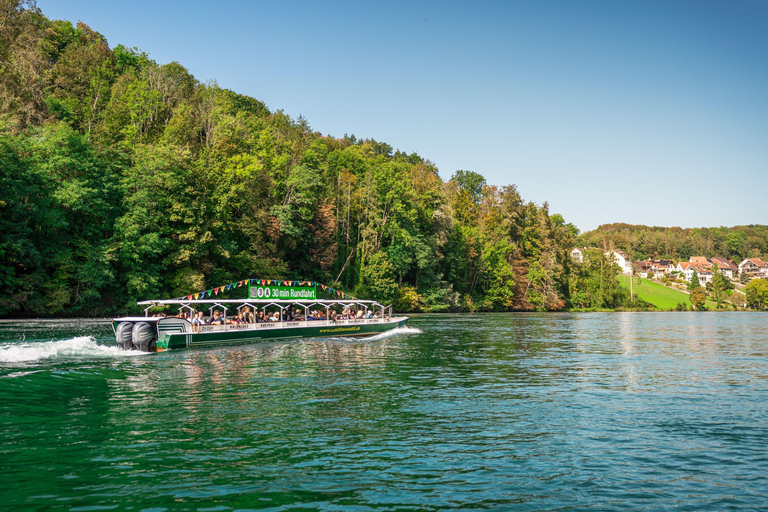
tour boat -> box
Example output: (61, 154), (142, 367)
(112, 297), (407, 352)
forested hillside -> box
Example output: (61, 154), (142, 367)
(579, 224), (768, 262)
(1, 1), (764, 317)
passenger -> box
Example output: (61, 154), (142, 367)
(230, 313), (245, 325)
(242, 307), (254, 324)
(191, 311), (205, 332)
(284, 309), (293, 322)
(257, 311), (266, 323)
(208, 310), (224, 325)
(293, 308), (303, 320)
(356, 309), (364, 319)
(269, 312), (279, 322)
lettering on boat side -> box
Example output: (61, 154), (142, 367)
(319, 326), (361, 334)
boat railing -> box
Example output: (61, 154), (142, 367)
(193, 317), (393, 333)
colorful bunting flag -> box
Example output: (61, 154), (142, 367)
(226, 284), (231, 291)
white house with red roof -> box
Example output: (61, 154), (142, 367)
(739, 258), (768, 279)
(678, 260), (714, 285)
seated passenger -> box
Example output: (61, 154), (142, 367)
(208, 310), (225, 325)
(191, 311), (205, 332)
(242, 307), (254, 324)
(356, 309), (364, 318)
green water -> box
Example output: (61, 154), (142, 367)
(1, 313), (767, 511)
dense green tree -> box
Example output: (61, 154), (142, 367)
(710, 264), (733, 307)
(690, 287), (706, 310)
(688, 271), (701, 291)
(745, 279), (768, 310)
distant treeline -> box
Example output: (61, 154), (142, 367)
(0, 1), (765, 317)
(579, 224), (768, 262)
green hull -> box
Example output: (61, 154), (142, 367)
(113, 317), (409, 352)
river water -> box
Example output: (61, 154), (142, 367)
(1, 313), (767, 511)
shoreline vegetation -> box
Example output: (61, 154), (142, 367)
(1, 1), (767, 319)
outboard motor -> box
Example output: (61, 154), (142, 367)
(115, 322), (134, 351)
(131, 322), (158, 352)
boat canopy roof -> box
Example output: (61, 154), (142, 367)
(138, 298), (385, 307)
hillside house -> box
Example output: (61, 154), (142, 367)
(650, 259), (675, 274)
(739, 258), (768, 279)
(633, 260), (652, 279)
(690, 256), (712, 267)
(570, 247), (589, 263)
(710, 257), (738, 280)
(678, 261), (713, 285)
(605, 249), (632, 274)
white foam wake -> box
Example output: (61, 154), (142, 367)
(359, 325), (423, 342)
(0, 336), (141, 363)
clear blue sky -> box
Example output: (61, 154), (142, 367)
(38, 0), (768, 232)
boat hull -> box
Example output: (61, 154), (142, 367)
(112, 317), (409, 352)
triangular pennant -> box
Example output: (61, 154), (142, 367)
(227, 284), (231, 291)
(215, 288), (219, 295)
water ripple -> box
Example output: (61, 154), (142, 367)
(1, 313), (768, 510)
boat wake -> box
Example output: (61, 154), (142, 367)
(0, 336), (143, 364)
(355, 325), (423, 342)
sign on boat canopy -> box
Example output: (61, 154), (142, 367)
(248, 284), (317, 300)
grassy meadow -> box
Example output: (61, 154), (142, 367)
(617, 276), (691, 310)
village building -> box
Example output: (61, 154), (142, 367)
(605, 249), (632, 274)
(677, 260), (714, 285)
(633, 260), (652, 279)
(649, 259), (675, 274)
(690, 256), (712, 267)
(570, 247), (588, 263)
(738, 258), (768, 279)
(710, 257), (739, 280)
